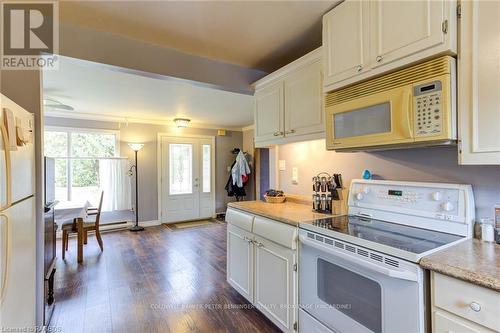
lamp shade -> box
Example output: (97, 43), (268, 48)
(128, 143), (145, 151)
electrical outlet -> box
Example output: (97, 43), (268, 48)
(279, 160), (286, 171)
(292, 167), (299, 184)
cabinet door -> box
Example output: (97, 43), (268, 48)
(284, 59), (324, 137)
(254, 82), (284, 142)
(459, 1), (500, 164)
(433, 310), (495, 333)
(322, 0), (370, 87)
(254, 236), (296, 333)
(370, 0), (446, 67)
(227, 224), (254, 303)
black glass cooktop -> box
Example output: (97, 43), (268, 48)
(305, 215), (463, 254)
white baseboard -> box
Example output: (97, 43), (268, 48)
(139, 220), (161, 227)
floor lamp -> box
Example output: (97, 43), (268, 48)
(128, 143), (145, 232)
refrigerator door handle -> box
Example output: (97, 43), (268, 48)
(0, 123), (11, 211)
(0, 214), (10, 304)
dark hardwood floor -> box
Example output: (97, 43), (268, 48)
(51, 222), (281, 333)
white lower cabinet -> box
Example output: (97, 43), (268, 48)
(227, 224), (254, 303)
(254, 235), (297, 332)
(431, 272), (500, 333)
(226, 208), (298, 332)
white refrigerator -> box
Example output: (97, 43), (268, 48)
(0, 94), (36, 328)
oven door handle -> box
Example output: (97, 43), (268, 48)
(299, 235), (419, 282)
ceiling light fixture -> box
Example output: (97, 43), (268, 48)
(173, 118), (191, 128)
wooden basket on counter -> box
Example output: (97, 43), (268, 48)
(264, 195), (286, 204)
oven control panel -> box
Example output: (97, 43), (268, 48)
(348, 180), (474, 237)
(413, 80), (443, 137)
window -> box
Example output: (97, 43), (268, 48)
(169, 143), (193, 195)
(202, 144), (211, 193)
(44, 128), (119, 205)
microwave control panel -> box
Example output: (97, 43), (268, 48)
(413, 80), (443, 137)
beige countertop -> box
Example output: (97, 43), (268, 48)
(227, 200), (338, 226)
(420, 239), (500, 292)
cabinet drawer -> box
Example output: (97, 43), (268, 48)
(226, 208), (254, 232)
(433, 310), (496, 333)
(433, 273), (500, 332)
(253, 216), (297, 249)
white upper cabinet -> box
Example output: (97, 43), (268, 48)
(323, 0), (457, 92)
(254, 48), (324, 147)
(284, 59), (323, 138)
(254, 82), (284, 142)
(370, 0), (446, 67)
(322, 1), (370, 85)
(458, 1), (500, 165)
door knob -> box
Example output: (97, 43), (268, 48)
(469, 302), (481, 312)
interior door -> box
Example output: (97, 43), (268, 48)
(161, 136), (214, 223)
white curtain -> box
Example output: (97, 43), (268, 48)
(99, 159), (132, 212)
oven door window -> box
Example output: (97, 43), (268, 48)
(333, 102), (391, 139)
(317, 258), (382, 333)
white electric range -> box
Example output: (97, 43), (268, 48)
(298, 179), (475, 333)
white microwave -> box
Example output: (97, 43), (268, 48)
(325, 56), (457, 151)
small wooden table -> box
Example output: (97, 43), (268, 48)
(54, 202), (91, 263)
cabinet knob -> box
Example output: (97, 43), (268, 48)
(255, 241), (264, 248)
(285, 129), (296, 134)
(243, 236), (253, 244)
(469, 302), (481, 312)
(356, 65), (363, 72)
(376, 56), (383, 63)
(273, 131), (283, 136)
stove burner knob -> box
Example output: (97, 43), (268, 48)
(355, 193), (364, 201)
(432, 191), (443, 201)
(441, 201), (454, 212)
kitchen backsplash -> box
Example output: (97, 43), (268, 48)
(277, 139), (500, 219)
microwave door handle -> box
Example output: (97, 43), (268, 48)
(405, 89), (414, 138)
(299, 235), (418, 282)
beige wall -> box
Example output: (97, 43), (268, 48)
(242, 129), (256, 200)
(277, 139), (500, 219)
(45, 117), (243, 220)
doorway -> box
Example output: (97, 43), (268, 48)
(159, 134), (215, 223)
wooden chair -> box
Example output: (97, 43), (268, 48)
(61, 192), (104, 260)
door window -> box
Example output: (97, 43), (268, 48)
(317, 258), (382, 333)
(334, 102), (391, 139)
(169, 143), (193, 195)
(202, 144), (211, 193)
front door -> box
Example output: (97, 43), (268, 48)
(160, 136), (214, 223)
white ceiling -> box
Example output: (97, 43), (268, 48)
(43, 57), (255, 129)
(60, 1), (339, 71)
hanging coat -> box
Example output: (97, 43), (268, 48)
(231, 151), (251, 187)
(225, 161), (247, 197)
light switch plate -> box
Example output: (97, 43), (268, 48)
(292, 167), (299, 184)
(278, 160), (286, 171)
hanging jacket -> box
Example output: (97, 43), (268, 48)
(231, 151), (251, 187)
(225, 161), (247, 197)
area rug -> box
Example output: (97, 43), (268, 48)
(164, 219), (220, 230)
